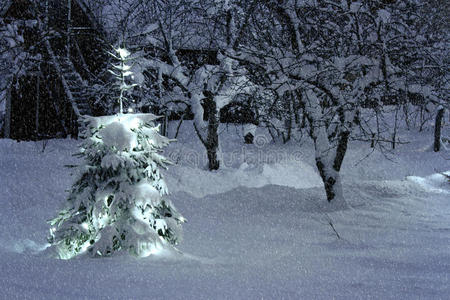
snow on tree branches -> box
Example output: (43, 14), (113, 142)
(108, 46), (138, 114)
(47, 114), (185, 259)
(47, 47), (184, 259)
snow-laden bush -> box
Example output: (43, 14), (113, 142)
(48, 113), (185, 259)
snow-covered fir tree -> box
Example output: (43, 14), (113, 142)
(47, 47), (184, 259)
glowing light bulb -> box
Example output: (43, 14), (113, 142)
(81, 222), (89, 231)
(116, 47), (130, 59)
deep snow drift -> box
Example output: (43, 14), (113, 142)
(0, 121), (449, 299)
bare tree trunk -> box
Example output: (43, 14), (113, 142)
(67, 0), (72, 58)
(174, 113), (185, 139)
(35, 74), (40, 139)
(205, 97), (220, 170)
(193, 95), (220, 170)
(392, 105), (399, 149)
(434, 107), (445, 152)
(283, 94), (294, 143)
(315, 159), (340, 201)
(314, 130), (349, 202)
(160, 113), (168, 137)
(45, 0), (49, 30)
(4, 84), (12, 139)
(303, 89), (350, 206)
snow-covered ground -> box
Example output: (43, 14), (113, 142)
(0, 122), (449, 299)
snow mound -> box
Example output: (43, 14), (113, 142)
(196, 184), (340, 214)
(167, 160), (322, 198)
(11, 239), (50, 254)
(406, 171), (450, 194)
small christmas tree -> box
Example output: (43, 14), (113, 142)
(47, 47), (185, 259)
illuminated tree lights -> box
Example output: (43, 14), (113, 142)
(47, 48), (184, 259)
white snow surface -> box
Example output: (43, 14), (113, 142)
(0, 122), (449, 299)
